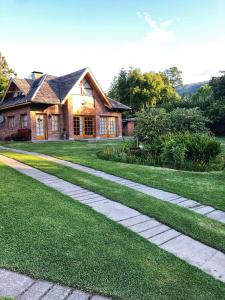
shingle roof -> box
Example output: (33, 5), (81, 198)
(107, 98), (131, 111)
(0, 68), (130, 111)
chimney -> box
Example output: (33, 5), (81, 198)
(31, 71), (44, 80)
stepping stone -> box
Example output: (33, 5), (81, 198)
(129, 219), (160, 233)
(139, 225), (170, 239)
(19, 280), (53, 300)
(148, 229), (181, 245)
(161, 235), (217, 267)
(91, 296), (111, 300)
(192, 206), (215, 215)
(0, 269), (34, 297)
(67, 290), (91, 300)
(207, 210), (225, 223)
(92, 200), (140, 222)
(202, 252), (225, 282)
(169, 197), (189, 204)
(41, 284), (71, 300)
(178, 200), (199, 208)
(118, 215), (150, 227)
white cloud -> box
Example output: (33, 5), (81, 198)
(137, 12), (176, 45)
(2, 12), (225, 91)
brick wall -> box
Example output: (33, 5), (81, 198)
(30, 104), (64, 141)
(0, 105), (31, 140)
(122, 120), (136, 136)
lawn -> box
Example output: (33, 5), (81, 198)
(1, 140), (225, 211)
(1, 163), (225, 299)
(1, 150), (225, 255)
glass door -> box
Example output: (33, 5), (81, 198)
(36, 114), (46, 140)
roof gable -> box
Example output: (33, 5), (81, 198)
(0, 68), (130, 111)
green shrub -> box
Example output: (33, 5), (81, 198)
(98, 133), (223, 171)
(134, 108), (208, 145)
(134, 109), (170, 143)
(169, 108), (209, 133)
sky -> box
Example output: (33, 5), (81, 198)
(0, 0), (225, 90)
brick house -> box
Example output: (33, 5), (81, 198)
(0, 68), (130, 141)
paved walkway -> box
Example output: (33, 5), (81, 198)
(0, 268), (110, 300)
(0, 154), (225, 285)
(1, 146), (225, 224)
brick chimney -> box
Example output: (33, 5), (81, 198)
(31, 71), (44, 80)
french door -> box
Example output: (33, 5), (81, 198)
(100, 116), (117, 138)
(73, 116), (95, 138)
(36, 114), (47, 140)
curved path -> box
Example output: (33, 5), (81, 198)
(0, 154), (225, 285)
(1, 146), (225, 224)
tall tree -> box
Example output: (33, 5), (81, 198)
(108, 67), (179, 114)
(209, 71), (225, 99)
(0, 52), (16, 100)
(164, 66), (183, 88)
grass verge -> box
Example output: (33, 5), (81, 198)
(1, 150), (225, 255)
(1, 162), (225, 299)
(1, 141), (225, 211)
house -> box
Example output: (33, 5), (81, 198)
(122, 118), (137, 136)
(0, 68), (130, 141)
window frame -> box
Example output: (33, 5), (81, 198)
(8, 116), (15, 129)
(51, 114), (60, 132)
(21, 114), (28, 129)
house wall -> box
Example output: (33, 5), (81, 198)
(66, 78), (122, 139)
(122, 120), (136, 136)
(30, 104), (64, 141)
(0, 105), (31, 140)
(0, 76), (124, 141)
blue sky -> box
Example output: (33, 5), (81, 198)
(1, 0), (225, 89)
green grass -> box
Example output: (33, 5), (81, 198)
(1, 140), (225, 211)
(2, 150), (225, 255)
(1, 163), (225, 299)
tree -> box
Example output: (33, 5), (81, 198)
(164, 66), (183, 88)
(108, 67), (179, 114)
(209, 71), (225, 99)
(0, 52), (16, 100)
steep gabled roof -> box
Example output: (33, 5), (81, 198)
(0, 68), (130, 111)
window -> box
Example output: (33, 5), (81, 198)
(21, 114), (28, 128)
(84, 116), (94, 135)
(8, 116), (15, 129)
(108, 117), (116, 135)
(100, 117), (107, 135)
(51, 115), (59, 131)
(73, 116), (82, 135)
(100, 116), (117, 136)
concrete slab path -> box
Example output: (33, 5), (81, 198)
(1, 146), (225, 225)
(0, 268), (110, 300)
(0, 154), (225, 285)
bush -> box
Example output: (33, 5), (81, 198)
(134, 109), (170, 143)
(134, 108), (208, 145)
(4, 129), (31, 142)
(98, 133), (223, 171)
(12, 128), (31, 141)
(169, 108), (209, 133)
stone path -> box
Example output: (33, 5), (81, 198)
(1, 146), (225, 225)
(0, 154), (225, 285)
(0, 268), (110, 300)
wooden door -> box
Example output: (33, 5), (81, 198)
(36, 114), (47, 140)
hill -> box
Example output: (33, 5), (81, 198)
(176, 81), (209, 96)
